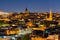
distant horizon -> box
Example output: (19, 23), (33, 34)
(0, 9), (60, 13)
(0, 0), (60, 13)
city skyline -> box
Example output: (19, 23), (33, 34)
(0, 0), (60, 12)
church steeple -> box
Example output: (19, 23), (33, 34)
(49, 9), (53, 20)
(25, 8), (29, 13)
(24, 8), (29, 16)
(50, 9), (52, 18)
(45, 9), (53, 21)
(25, 8), (28, 11)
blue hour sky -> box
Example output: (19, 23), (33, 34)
(0, 0), (60, 12)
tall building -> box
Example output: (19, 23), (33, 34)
(46, 9), (53, 21)
(24, 8), (29, 16)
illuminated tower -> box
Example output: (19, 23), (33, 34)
(24, 8), (29, 16)
(46, 9), (53, 21)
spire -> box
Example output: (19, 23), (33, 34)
(45, 9), (53, 21)
(24, 8), (29, 16)
(25, 8), (28, 11)
(25, 8), (29, 13)
(50, 9), (52, 18)
(50, 9), (52, 15)
(49, 9), (53, 21)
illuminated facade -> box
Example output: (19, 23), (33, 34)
(46, 9), (53, 21)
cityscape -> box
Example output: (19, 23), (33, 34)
(0, 0), (60, 40)
(0, 8), (59, 40)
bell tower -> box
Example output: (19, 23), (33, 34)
(24, 8), (29, 16)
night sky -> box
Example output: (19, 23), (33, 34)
(0, 0), (60, 12)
